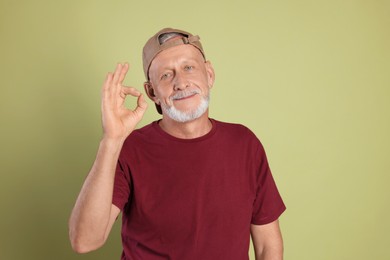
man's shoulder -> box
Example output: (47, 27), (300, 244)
(212, 119), (262, 145)
(213, 119), (255, 136)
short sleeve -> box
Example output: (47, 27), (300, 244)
(251, 144), (286, 225)
(112, 158), (132, 211)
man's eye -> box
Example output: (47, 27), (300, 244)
(161, 73), (169, 80)
(184, 65), (193, 71)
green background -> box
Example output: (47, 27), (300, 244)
(1, 0), (389, 259)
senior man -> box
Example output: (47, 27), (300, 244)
(69, 28), (286, 260)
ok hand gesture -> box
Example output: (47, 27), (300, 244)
(101, 63), (148, 141)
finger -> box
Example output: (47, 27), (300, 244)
(112, 63), (123, 85)
(102, 73), (114, 104)
(120, 86), (141, 98)
(118, 63), (129, 84)
(102, 72), (113, 92)
(116, 63), (129, 98)
(134, 94), (148, 117)
(138, 94), (148, 110)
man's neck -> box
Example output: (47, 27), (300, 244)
(159, 113), (212, 139)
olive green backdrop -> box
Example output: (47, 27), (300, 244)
(1, 0), (389, 259)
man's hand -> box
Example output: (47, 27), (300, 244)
(101, 63), (148, 140)
(69, 63), (147, 253)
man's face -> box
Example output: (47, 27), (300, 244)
(147, 44), (215, 122)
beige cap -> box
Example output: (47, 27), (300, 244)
(142, 27), (206, 80)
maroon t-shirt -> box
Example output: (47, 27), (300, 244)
(113, 119), (286, 260)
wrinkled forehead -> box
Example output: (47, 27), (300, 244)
(148, 44), (206, 76)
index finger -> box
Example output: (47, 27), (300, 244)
(120, 86), (141, 98)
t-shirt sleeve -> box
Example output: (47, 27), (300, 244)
(251, 143), (286, 225)
(112, 158), (132, 211)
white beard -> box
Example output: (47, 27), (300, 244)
(160, 92), (210, 123)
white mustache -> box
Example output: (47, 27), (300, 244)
(171, 90), (200, 100)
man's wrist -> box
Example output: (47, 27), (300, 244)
(99, 136), (126, 151)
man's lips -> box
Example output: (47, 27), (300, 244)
(173, 93), (198, 101)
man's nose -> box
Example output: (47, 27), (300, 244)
(173, 72), (189, 91)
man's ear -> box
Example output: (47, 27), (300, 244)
(205, 60), (215, 89)
(144, 82), (159, 103)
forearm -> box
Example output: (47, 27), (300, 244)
(69, 138), (124, 252)
(251, 221), (284, 260)
(255, 244), (283, 260)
